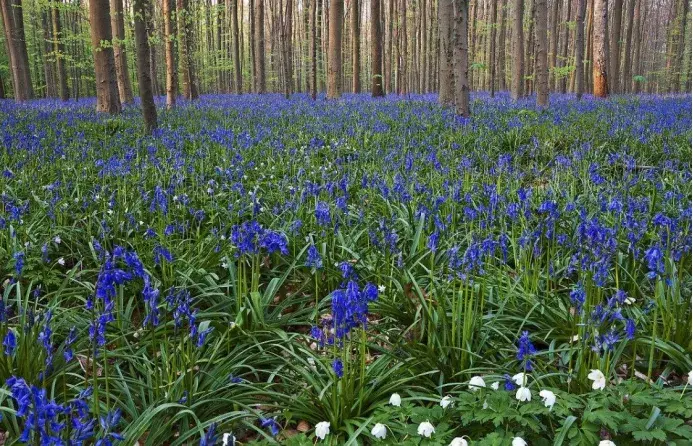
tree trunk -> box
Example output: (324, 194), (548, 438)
(371, 0), (384, 96)
(327, 0), (342, 98)
(549, 0), (560, 88)
(163, 0), (176, 107)
(511, 0), (524, 100)
(310, 0), (317, 98)
(134, 0), (157, 133)
(535, 0), (548, 105)
(524, 0), (534, 94)
(575, 0), (586, 99)
(558, 1), (570, 93)
(254, 0), (266, 92)
(438, 0), (454, 105)
(609, 0), (622, 93)
(0, 0), (32, 101)
(498, 0), (507, 90)
(283, 0), (294, 97)
(398, 0), (406, 95)
(420, 0), (427, 92)
(11, 0), (32, 98)
(230, 0), (242, 93)
(453, 0), (469, 116)
(673, 0), (689, 92)
(111, 0), (134, 103)
(42, 11), (57, 98)
(489, 0), (498, 96)
(147, 0), (162, 97)
(351, 0), (360, 92)
(52, 3), (69, 101)
(89, 0), (121, 113)
(592, 0), (608, 97)
(386, 0), (393, 92)
(630, 0), (641, 92)
(621, 0), (634, 93)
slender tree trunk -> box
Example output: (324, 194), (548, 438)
(673, 0), (689, 92)
(438, 0), (454, 105)
(1, 0), (32, 100)
(398, 0), (406, 95)
(11, 0), (32, 98)
(386, 0), (393, 92)
(535, 0), (548, 105)
(524, 0), (534, 94)
(42, 11), (57, 98)
(575, 0), (586, 98)
(327, 0), (342, 98)
(609, 0), (621, 93)
(558, 1), (570, 93)
(420, 0), (427, 92)
(111, 0), (134, 103)
(621, 0), (634, 92)
(177, 0), (191, 98)
(282, 0), (294, 97)
(489, 0), (498, 96)
(134, 0), (157, 133)
(498, 0), (507, 90)
(52, 3), (69, 101)
(630, 0), (641, 92)
(511, 0), (524, 100)
(453, 0), (470, 116)
(230, 0), (242, 93)
(310, 0), (317, 98)
(254, 0), (266, 92)
(586, 0), (593, 92)
(592, 0), (608, 97)
(163, 0), (176, 107)
(371, 0), (384, 96)
(89, 0), (121, 113)
(351, 0), (360, 92)
(549, 0), (560, 88)
(147, 0), (162, 97)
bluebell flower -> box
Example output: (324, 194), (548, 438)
(3, 330), (16, 355)
(332, 358), (344, 378)
(13, 251), (24, 276)
(260, 418), (281, 436)
(200, 422), (218, 446)
(516, 331), (536, 371)
(305, 245), (323, 269)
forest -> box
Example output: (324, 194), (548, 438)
(0, 0), (691, 445)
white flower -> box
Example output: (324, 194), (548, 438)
(512, 372), (529, 386)
(371, 423), (387, 440)
(417, 421), (435, 438)
(315, 421), (331, 440)
(440, 395), (453, 409)
(588, 369), (606, 390)
(468, 376), (486, 391)
(222, 432), (236, 446)
(57, 257), (65, 266)
(688, 370), (692, 385)
(539, 389), (556, 409)
(449, 437), (469, 446)
(515, 386), (531, 402)
(389, 393), (402, 406)
(53, 236), (61, 244)
(512, 437), (527, 446)
(624, 296), (635, 305)
(490, 381), (500, 390)
(482, 398), (488, 409)
(378, 285), (386, 293)
(598, 441), (616, 446)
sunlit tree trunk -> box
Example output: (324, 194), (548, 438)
(592, 0), (608, 97)
(438, 0), (454, 105)
(89, 0), (121, 113)
(575, 0), (587, 99)
(327, 0), (342, 98)
(163, 0), (176, 107)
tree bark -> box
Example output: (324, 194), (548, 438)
(498, 0), (507, 90)
(609, 0), (622, 93)
(386, 0), (393, 92)
(111, 0), (134, 103)
(0, 0), (32, 101)
(351, 0), (360, 92)
(163, 0), (176, 107)
(489, 0), (498, 96)
(177, 0), (198, 99)
(549, 0), (560, 88)
(11, 0), (32, 98)
(453, 0), (469, 116)
(575, 0), (586, 99)
(310, 0), (317, 98)
(558, 0), (570, 93)
(398, 0), (406, 95)
(621, 0), (635, 93)
(282, 0), (294, 97)
(42, 11), (57, 98)
(535, 0), (548, 106)
(673, 0), (689, 92)
(134, 0), (157, 133)
(630, 0), (641, 92)
(524, 0), (534, 94)
(438, 0), (454, 105)
(230, 0), (242, 93)
(371, 0), (384, 96)
(326, 0), (342, 98)
(511, 0), (524, 100)
(592, 0), (608, 97)
(52, 2), (69, 101)
(89, 0), (121, 113)
(254, 0), (266, 92)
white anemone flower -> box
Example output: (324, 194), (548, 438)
(688, 370), (692, 385)
(512, 437), (527, 446)
(222, 432), (236, 446)
(440, 395), (453, 409)
(599, 441), (616, 446)
(468, 376), (486, 391)
(515, 386), (531, 402)
(389, 393), (402, 406)
(512, 372), (529, 387)
(490, 381), (500, 390)
(539, 389), (556, 409)
(588, 369), (607, 390)
(315, 421), (331, 440)
(417, 421), (435, 438)
(371, 423), (387, 440)
(449, 437), (469, 446)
